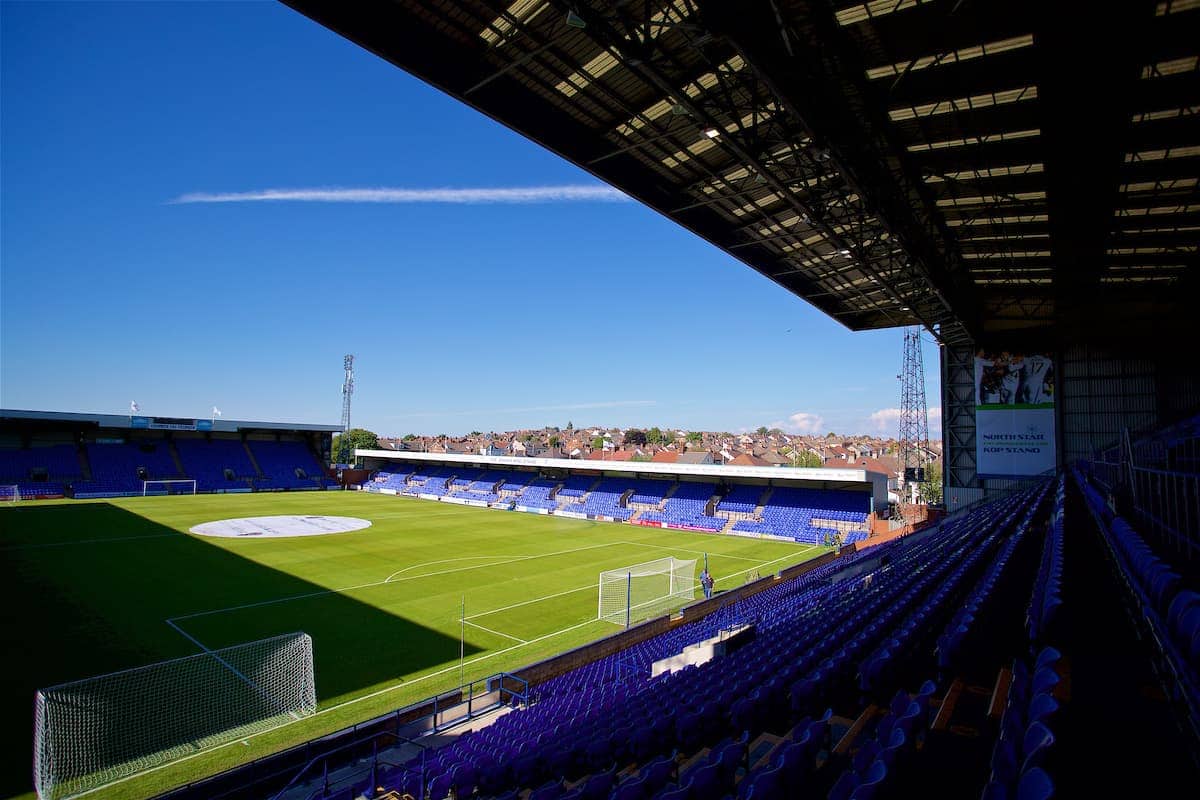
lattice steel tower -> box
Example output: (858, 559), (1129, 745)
(338, 355), (354, 464)
(898, 328), (931, 505)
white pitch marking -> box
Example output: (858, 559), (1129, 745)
(172, 541), (625, 621)
(384, 556), (514, 581)
(464, 582), (597, 620)
(464, 620), (527, 643)
(384, 542), (624, 585)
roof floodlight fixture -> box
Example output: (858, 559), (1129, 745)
(702, 126), (721, 139)
(565, 9), (586, 28)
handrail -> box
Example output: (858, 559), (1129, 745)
(270, 672), (528, 800)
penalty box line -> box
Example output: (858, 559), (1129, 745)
(169, 541), (625, 624)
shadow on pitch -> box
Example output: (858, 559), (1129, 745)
(0, 501), (484, 799)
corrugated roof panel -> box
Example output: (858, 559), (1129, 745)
(1141, 55), (1199, 79)
(865, 34), (1034, 80)
(479, 0), (547, 48)
(835, 0), (933, 26)
(924, 163), (1044, 182)
(906, 128), (1039, 152)
(889, 86), (1037, 121)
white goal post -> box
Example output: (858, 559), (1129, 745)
(599, 557), (698, 627)
(0, 484), (18, 503)
(33, 632), (316, 800)
(142, 479), (197, 496)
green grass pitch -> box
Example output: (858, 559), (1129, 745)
(0, 492), (831, 800)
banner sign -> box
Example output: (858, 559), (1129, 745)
(129, 416), (211, 431)
(974, 351), (1056, 477)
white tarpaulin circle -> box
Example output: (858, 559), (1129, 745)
(190, 515), (372, 539)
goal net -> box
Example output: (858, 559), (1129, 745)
(142, 479), (197, 496)
(599, 557), (698, 626)
(0, 484), (18, 503)
(33, 632), (316, 800)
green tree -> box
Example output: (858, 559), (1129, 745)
(402, 433), (417, 441)
(332, 428), (379, 463)
(768, 428), (784, 437)
(592, 435), (606, 450)
(630, 453), (651, 462)
(469, 430), (482, 436)
(625, 428), (648, 446)
(647, 427), (665, 446)
(686, 431), (703, 444)
(793, 450), (822, 468)
(922, 462), (944, 505)
(549, 434), (561, 448)
(755, 426), (768, 436)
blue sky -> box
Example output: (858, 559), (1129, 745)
(0, 1), (941, 439)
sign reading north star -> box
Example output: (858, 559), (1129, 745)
(973, 351), (1056, 477)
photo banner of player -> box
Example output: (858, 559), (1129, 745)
(974, 351), (1056, 477)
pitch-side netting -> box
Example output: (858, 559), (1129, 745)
(33, 632), (316, 800)
(599, 557), (697, 626)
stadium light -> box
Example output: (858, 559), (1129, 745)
(702, 127), (720, 139)
(565, 9), (586, 28)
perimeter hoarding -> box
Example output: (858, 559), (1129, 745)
(974, 351), (1056, 477)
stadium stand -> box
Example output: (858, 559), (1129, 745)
(75, 440), (181, 497)
(174, 438), (255, 492)
(249, 439), (327, 490)
(639, 482), (723, 531)
(354, 486), (1047, 800)
(556, 475), (596, 499)
(0, 444), (80, 498)
(514, 478), (559, 511)
(716, 484), (766, 516)
(732, 487), (870, 544)
(578, 478), (635, 521)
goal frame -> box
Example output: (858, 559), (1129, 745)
(142, 479), (197, 496)
(0, 484), (18, 503)
(33, 632), (315, 800)
(598, 556), (697, 628)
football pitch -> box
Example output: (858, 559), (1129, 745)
(0, 492), (831, 800)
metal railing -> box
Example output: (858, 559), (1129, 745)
(1086, 414), (1200, 559)
(268, 673), (528, 800)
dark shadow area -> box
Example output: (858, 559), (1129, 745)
(0, 502), (481, 800)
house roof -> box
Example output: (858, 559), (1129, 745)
(729, 453), (773, 467)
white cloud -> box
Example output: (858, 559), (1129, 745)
(768, 412), (825, 435)
(868, 406), (942, 434)
(170, 185), (630, 204)
(868, 408), (902, 432)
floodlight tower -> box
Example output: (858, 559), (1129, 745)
(339, 355), (355, 464)
(897, 328), (931, 507)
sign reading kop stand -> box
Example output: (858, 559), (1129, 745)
(973, 351), (1056, 477)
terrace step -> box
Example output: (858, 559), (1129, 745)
(167, 438), (187, 478)
(242, 439), (264, 478)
